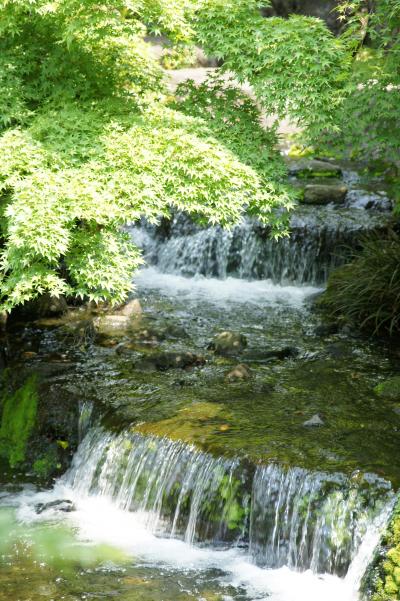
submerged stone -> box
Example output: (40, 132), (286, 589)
(209, 331), (248, 356)
(244, 346), (299, 362)
(226, 364), (252, 381)
(136, 351), (205, 371)
(314, 322), (339, 337)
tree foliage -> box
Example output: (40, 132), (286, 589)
(194, 0), (350, 139)
(0, 0), (353, 310)
(318, 0), (400, 164)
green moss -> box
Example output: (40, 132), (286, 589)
(296, 170), (340, 179)
(287, 144), (314, 158)
(372, 496), (400, 601)
(33, 447), (59, 479)
(375, 377), (400, 402)
(0, 375), (39, 468)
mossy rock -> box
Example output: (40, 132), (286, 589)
(287, 158), (342, 179)
(368, 496), (400, 601)
(374, 377), (400, 402)
(0, 374), (38, 468)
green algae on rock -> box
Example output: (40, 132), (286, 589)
(362, 495), (400, 601)
(375, 377), (400, 403)
(0, 374), (38, 468)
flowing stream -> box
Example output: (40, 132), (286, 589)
(0, 182), (398, 601)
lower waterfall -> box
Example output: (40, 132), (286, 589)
(56, 426), (394, 598)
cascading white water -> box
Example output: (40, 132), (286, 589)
(137, 208), (386, 285)
(63, 427), (394, 586)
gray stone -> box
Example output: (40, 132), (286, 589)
(35, 499), (75, 514)
(345, 189), (392, 212)
(303, 414), (325, 427)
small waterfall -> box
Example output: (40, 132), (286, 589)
(66, 428), (249, 545)
(64, 428), (393, 578)
(249, 465), (389, 576)
(137, 208), (385, 285)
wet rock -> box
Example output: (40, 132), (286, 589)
(35, 499), (75, 514)
(137, 351), (205, 371)
(301, 183), (348, 205)
(115, 298), (142, 317)
(288, 159), (342, 179)
(314, 322), (339, 337)
(132, 327), (163, 345)
(0, 312), (7, 333)
(163, 323), (189, 339)
(325, 342), (352, 359)
(209, 331), (247, 356)
(37, 295), (69, 317)
(244, 346), (299, 362)
(21, 351), (37, 359)
(303, 414), (325, 427)
(226, 364), (252, 381)
(62, 318), (96, 342)
(11, 294), (68, 322)
(374, 376), (400, 402)
(345, 189), (392, 212)
(94, 315), (131, 337)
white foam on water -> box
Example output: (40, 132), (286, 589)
(61, 494), (355, 601)
(135, 267), (321, 308)
(8, 486), (381, 601)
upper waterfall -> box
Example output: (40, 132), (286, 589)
(134, 207), (386, 286)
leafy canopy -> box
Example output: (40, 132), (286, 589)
(0, 0), (350, 310)
(318, 0), (400, 165)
